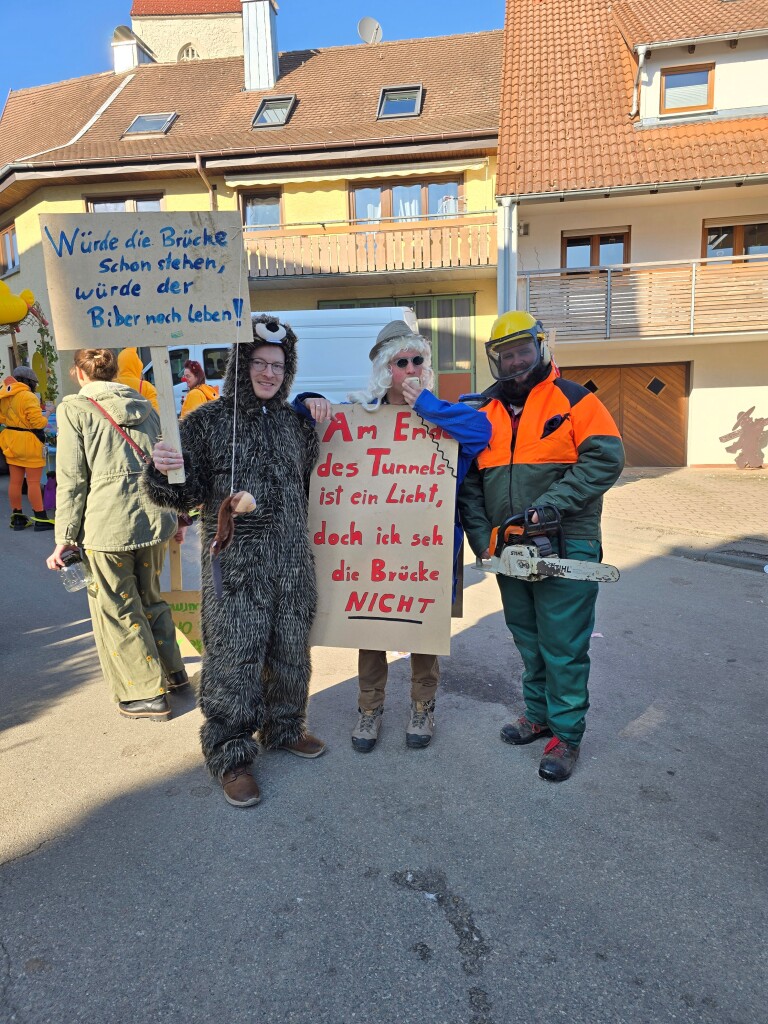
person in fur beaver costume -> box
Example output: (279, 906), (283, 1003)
(143, 315), (331, 808)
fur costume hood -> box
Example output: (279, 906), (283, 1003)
(221, 314), (298, 412)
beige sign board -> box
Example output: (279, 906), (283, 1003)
(163, 590), (204, 657)
(308, 404), (458, 656)
(39, 211), (251, 350)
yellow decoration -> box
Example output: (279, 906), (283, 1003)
(0, 282), (34, 325)
(31, 351), (48, 401)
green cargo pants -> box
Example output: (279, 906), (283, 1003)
(496, 538), (600, 747)
(83, 542), (184, 703)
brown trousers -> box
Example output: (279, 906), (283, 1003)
(357, 649), (440, 711)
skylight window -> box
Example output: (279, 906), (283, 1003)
(124, 112), (178, 136)
(252, 96), (297, 128)
(377, 86), (423, 120)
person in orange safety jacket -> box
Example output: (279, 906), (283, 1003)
(458, 311), (624, 783)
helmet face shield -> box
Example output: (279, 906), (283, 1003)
(486, 331), (542, 382)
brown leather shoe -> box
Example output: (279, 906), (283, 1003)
(221, 765), (261, 807)
(278, 733), (326, 758)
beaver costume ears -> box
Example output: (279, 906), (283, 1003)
(254, 320), (287, 345)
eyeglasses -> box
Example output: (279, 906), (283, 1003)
(393, 355), (425, 369)
(249, 358), (285, 376)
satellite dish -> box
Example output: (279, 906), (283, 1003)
(357, 16), (383, 44)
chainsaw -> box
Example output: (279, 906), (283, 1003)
(474, 505), (619, 583)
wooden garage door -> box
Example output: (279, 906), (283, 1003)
(565, 363), (688, 467)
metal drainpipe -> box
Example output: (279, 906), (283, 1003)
(496, 197), (518, 312)
(195, 154), (218, 211)
(630, 46), (649, 118)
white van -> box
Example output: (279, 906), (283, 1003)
(143, 306), (418, 414)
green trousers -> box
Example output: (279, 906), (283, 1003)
(496, 538), (600, 747)
(83, 542), (184, 703)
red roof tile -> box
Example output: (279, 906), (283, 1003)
(497, 0), (768, 196)
(612, 0), (768, 49)
(131, 1), (241, 14)
(0, 33), (501, 171)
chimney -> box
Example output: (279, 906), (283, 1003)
(111, 25), (156, 73)
(241, 0), (280, 91)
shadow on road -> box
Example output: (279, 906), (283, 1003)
(1, 493), (766, 1023)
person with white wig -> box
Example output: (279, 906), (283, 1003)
(298, 319), (490, 751)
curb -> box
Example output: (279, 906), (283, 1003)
(604, 523), (768, 574)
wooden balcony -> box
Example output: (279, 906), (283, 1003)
(244, 212), (497, 281)
(517, 254), (768, 342)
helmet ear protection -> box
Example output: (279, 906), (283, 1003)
(537, 321), (552, 368)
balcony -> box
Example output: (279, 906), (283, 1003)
(244, 211), (497, 284)
(517, 254), (768, 342)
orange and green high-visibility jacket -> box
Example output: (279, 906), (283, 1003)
(458, 368), (625, 554)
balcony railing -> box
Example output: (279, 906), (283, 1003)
(517, 254), (768, 341)
(244, 211), (497, 279)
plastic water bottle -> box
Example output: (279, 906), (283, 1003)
(60, 550), (92, 593)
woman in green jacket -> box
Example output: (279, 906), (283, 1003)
(45, 348), (186, 721)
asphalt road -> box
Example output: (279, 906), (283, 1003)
(1, 483), (765, 1024)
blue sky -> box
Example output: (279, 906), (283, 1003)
(0, 0), (505, 96)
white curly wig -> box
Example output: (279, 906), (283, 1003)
(348, 334), (434, 411)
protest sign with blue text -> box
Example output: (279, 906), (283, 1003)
(39, 211), (251, 350)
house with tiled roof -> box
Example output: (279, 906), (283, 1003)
(0, 0), (502, 400)
(497, 0), (768, 467)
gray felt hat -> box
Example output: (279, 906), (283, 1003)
(11, 365), (38, 386)
(368, 320), (421, 361)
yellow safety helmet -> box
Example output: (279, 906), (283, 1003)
(486, 310), (550, 381)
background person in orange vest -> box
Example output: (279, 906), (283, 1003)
(116, 348), (159, 413)
(180, 359), (219, 419)
(458, 311), (624, 782)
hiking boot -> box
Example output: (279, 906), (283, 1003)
(10, 510), (29, 531)
(406, 699), (435, 749)
(279, 732), (326, 758)
(32, 514), (54, 532)
(118, 694), (171, 721)
(351, 706), (383, 753)
(501, 715), (552, 745)
(167, 668), (189, 690)
(222, 765), (261, 808)
(538, 737), (580, 782)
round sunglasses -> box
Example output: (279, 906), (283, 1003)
(393, 355), (425, 368)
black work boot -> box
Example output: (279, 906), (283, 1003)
(538, 737), (580, 782)
(10, 509), (29, 531)
(118, 695), (171, 721)
(501, 715), (552, 745)
(32, 512), (54, 532)
(167, 668), (189, 690)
